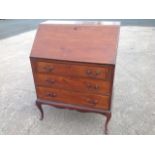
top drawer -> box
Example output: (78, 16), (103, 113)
(35, 61), (112, 80)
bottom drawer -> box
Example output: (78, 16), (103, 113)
(36, 87), (110, 110)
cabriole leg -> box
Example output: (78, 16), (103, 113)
(104, 112), (111, 134)
(36, 101), (44, 120)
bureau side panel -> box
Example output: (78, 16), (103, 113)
(108, 65), (115, 110)
(30, 57), (39, 99)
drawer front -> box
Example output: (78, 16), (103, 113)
(36, 73), (111, 95)
(36, 61), (111, 80)
(36, 87), (110, 110)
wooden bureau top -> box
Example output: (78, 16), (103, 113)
(30, 20), (120, 65)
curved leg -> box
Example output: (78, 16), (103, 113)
(36, 101), (44, 120)
(104, 112), (111, 135)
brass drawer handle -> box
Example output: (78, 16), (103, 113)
(52, 93), (57, 97)
(94, 84), (99, 90)
(86, 69), (101, 77)
(95, 70), (101, 75)
(92, 99), (98, 105)
(46, 92), (57, 97)
(43, 66), (54, 72)
(87, 99), (98, 105)
(87, 83), (99, 90)
(86, 69), (92, 75)
(45, 79), (55, 84)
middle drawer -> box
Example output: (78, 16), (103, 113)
(35, 73), (111, 95)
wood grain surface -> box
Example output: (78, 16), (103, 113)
(35, 73), (111, 95)
(30, 22), (120, 65)
(36, 86), (110, 110)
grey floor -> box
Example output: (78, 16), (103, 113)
(0, 20), (155, 134)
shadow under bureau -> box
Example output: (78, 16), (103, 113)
(30, 21), (120, 134)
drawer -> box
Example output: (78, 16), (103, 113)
(36, 87), (110, 110)
(35, 73), (111, 95)
(36, 61), (111, 80)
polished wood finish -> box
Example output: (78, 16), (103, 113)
(36, 86), (110, 110)
(36, 61), (111, 80)
(30, 20), (120, 134)
(35, 73), (111, 95)
(31, 21), (120, 65)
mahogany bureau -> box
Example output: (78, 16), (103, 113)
(30, 21), (120, 134)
